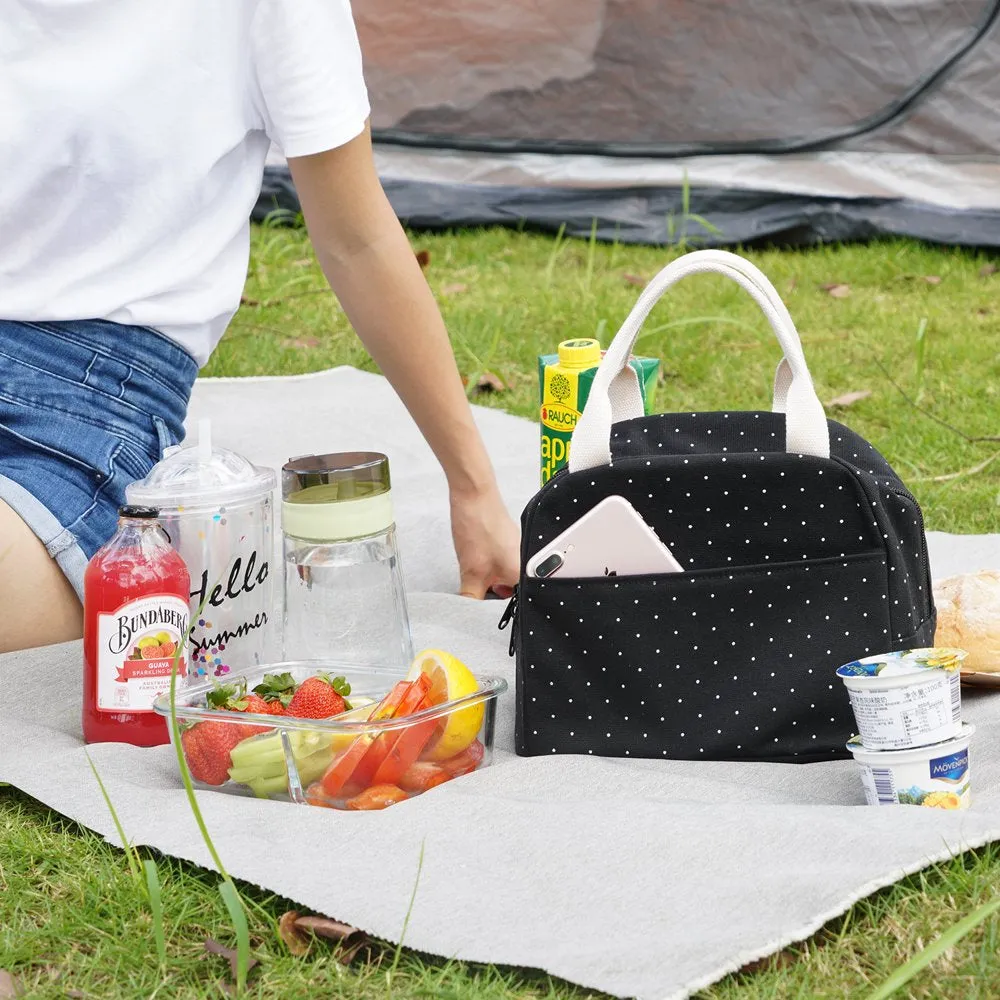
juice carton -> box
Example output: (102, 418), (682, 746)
(539, 338), (659, 484)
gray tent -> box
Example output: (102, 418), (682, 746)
(257, 0), (1000, 247)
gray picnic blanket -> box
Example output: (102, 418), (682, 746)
(3, 367), (1000, 1000)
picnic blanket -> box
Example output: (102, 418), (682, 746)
(3, 367), (1000, 1000)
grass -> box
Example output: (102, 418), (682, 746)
(4, 226), (1000, 998)
(212, 226), (999, 531)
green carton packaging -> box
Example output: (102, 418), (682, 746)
(539, 338), (659, 485)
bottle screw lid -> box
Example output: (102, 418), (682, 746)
(118, 505), (159, 519)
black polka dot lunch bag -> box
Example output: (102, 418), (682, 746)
(501, 250), (936, 763)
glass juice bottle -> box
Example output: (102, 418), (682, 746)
(82, 505), (190, 746)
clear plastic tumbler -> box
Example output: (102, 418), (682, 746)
(281, 452), (413, 668)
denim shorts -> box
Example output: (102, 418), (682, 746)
(0, 319), (198, 599)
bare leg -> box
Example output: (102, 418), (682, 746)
(0, 499), (83, 653)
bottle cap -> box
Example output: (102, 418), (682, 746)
(557, 338), (602, 369)
(126, 419), (276, 514)
(281, 452), (393, 541)
(118, 505), (159, 519)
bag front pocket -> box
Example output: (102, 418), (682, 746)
(515, 551), (892, 763)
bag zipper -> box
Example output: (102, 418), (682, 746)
(497, 587), (519, 657)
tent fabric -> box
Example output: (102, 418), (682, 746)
(257, 0), (1000, 246)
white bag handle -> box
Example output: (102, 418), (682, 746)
(569, 250), (830, 473)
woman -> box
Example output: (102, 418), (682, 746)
(0, 0), (520, 653)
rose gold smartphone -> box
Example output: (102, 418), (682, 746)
(526, 495), (684, 579)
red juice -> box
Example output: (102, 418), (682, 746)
(83, 505), (190, 746)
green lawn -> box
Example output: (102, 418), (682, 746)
(4, 227), (1000, 998)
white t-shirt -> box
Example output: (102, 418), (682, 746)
(0, 0), (370, 366)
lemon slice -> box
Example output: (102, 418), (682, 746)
(406, 649), (483, 761)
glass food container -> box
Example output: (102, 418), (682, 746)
(127, 420), (277, 679)
(281, 452), (413, 668)
(153, 661), (505, 809)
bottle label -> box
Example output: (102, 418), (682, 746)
(97, 595), (189, 713)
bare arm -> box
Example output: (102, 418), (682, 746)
(287, 126), (519, 597)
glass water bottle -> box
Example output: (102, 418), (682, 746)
(281, 452), (413, 668)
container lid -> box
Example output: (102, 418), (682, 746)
(126, 419), (276, 512)
(282, 452), (390, 503)
(836, 647), (967, 680)
(557, 338), (602, 370)
(281, 452), (393, 541)
(847, 720), (975, 753)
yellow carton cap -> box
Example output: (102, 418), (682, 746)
(557, 338), (602, 369)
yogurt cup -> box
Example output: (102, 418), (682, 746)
(847, 723), (974, 809)
(836, 647), (966, 751)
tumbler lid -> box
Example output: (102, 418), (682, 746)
(281, 452), (390, 502)
(281, 452), (393, 541)
(127, 419), (276, 513)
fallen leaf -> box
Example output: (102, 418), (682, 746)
(278, 911), (311, 957)
(922, 274), (942, 285)
(293, 917), (370, 962)
(827, 390), (872, 408)
(622, 273), (647, 287)
(474, 372), (506, 394)
(0, 971), (22, 998)
(293, 916), (360, 942)
(337, 936), (371, 964)
(415, 250), (431, 270)
(820, 283), (850, 298)
(440, 283), (468, 296)
(284, 337), (320, 349)
(292, 258), (313, 268)
(786, 277), (798, 292)
(239, 296), (260, 307)
(977, 307), (993, 316)
(204, 938), (259, 984)
(979, 264), (998, 277)
(65, 993), (85, 1000)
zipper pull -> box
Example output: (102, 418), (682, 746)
(497, 588), (519, 657)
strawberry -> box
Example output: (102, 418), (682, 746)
(252, 671), (299, 713)
(206, 680), (245, 710)
(204, 681), (276, 737)
(232, 693), (278, 737)
(181, 721), (245, 785)
(286, 673), (350, 719)
(345, 784), (408, 811)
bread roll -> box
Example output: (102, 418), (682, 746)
(933, 570), (1000, 672)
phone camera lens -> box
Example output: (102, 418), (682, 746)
(536, 553), (564, 578)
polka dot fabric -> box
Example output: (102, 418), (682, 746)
(510, 411), (935, 763)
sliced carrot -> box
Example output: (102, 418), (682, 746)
(345, 784), (408, 810)
(370, 716), (439, 787)
(320, 674), (435, 797)
(440, 739), (485, 777)
(305, 782), (335, 808)
(399, 761), (451, 793)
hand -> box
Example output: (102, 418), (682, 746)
(450, 486), (520, 600)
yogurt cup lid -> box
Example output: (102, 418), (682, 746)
(836, 647), (967, 680)
(127, 419), (276, 512)
(847, 720), (975, 752)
